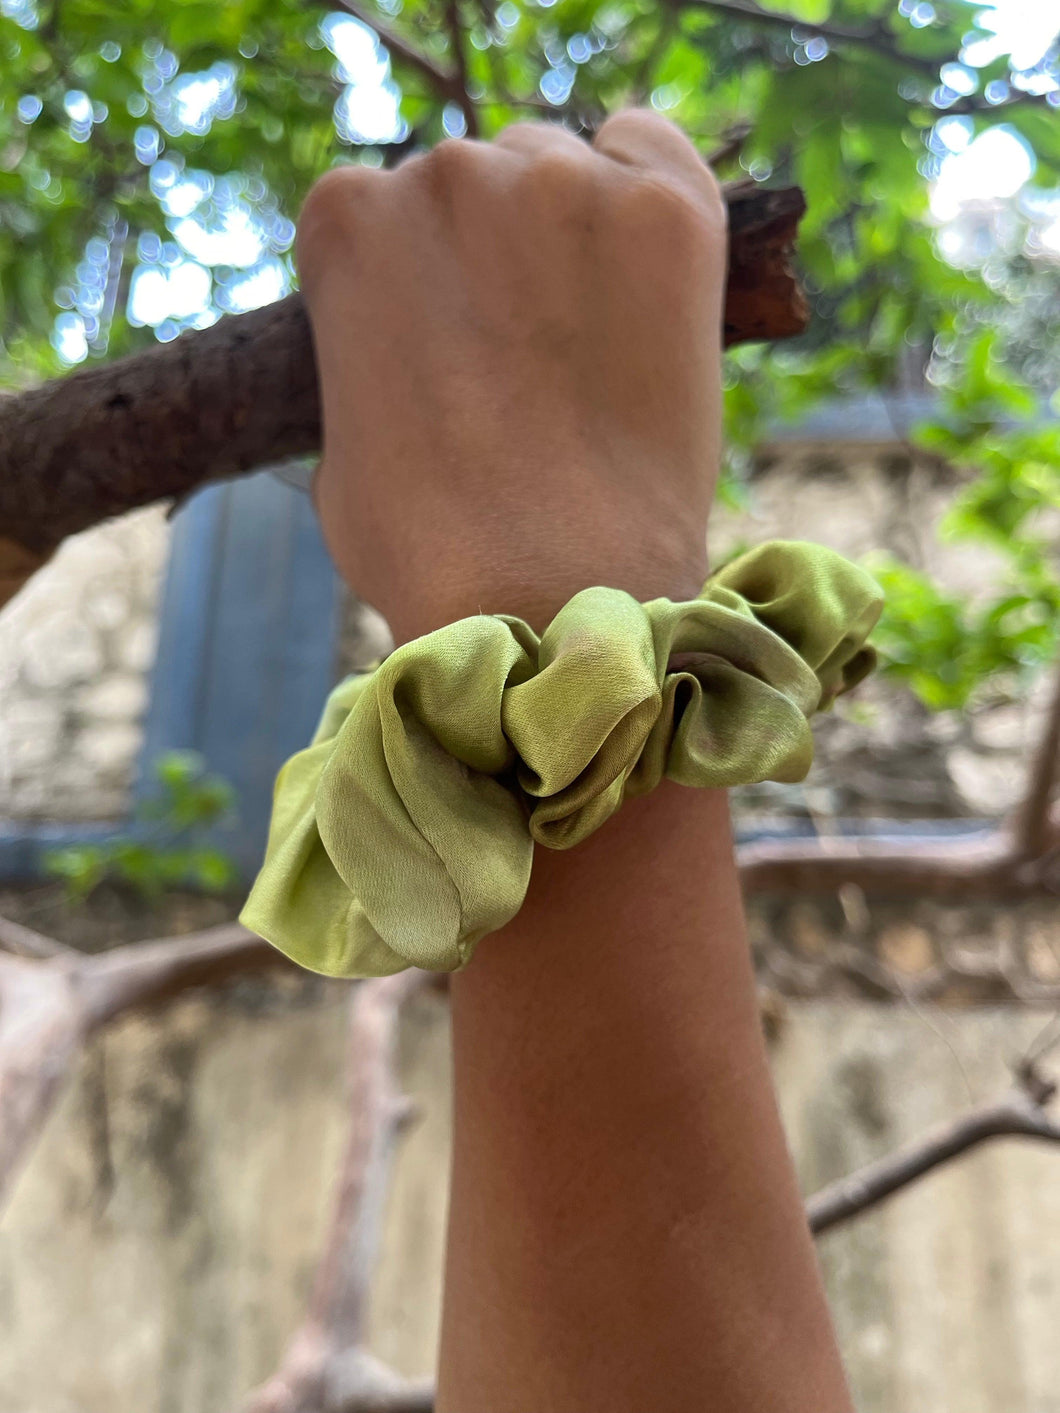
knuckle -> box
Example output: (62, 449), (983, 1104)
(694, 163), (727, 229)
(524, 149), (592, 198)
(624, 171), (725, 246)
(424, 136), (478, 179)
(398, 137), (481, 201)
(600, 107), (674, 142)
(297, 166), (381, 272)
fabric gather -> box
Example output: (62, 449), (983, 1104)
(239, 540), (883, 978)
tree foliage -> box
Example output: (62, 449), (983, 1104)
(44, 749), (238, 900)
(3, 0), (1059, 711)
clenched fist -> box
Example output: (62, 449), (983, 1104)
(297, 109), (727, 643)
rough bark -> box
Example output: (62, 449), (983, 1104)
(0, 182), (806, 561)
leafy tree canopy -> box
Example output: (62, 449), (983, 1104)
(3, 0), (1060, 711)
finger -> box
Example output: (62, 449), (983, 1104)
(592, 109), (724, 219)
(495, 121), (595, 164)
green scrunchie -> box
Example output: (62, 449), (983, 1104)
(240, 540), (882, 978)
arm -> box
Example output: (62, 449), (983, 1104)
(296, 110), (853, 1413)
(440, 784), (851, 1412)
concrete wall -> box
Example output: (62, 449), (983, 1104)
(2, 982), (1060, 1413)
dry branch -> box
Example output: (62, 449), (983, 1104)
(0, 913), (74, 959)
(0, 182), (806, 561)
(737, 643), (1060, 901)
(241, 971), (434, 1413)
(736, 829), (1029, 899)
(0, 921), (284, 1212)
(808, 1077), (1060, 1235)
(6, 905), (1060, 1413)
(237, 965), (1060, 1413)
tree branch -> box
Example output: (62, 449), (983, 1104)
(807, 1080), (1060, 1236)
(1014, 660), (1060, 861)
(241, 972), (434, 1413)
(443, 0), (479, 138)
(0, 921), (287, 1212)
(677, 0), (942, 76)
(333, 0), (465, 103)
(0, 182), (806, 566)
(677, 0), (1060, 114)
(6, 899), (1060, 1413)
(0, 913), (74, 959)
(738, 644), (1060, 903)
(736, 829), (1030, 899)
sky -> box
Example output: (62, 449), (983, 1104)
(930, 0), (1060, 223)
(42, 0), (1060, 361)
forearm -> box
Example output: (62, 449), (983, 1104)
(291, 112), (856, 1411)
(437, 781), (853, 1413)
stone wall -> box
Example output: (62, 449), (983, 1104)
(0, 507), (169, 822)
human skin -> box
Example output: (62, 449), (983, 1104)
(297, 111), (854, 1412)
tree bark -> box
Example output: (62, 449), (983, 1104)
(0, 182), (806, 564)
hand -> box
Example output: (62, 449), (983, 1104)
(296, 110), (727, 643)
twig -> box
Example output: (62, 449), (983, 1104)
(627, 5), (682, 105)
(0, 914), (74, 959)
(706, 123), (754, 170)
(678, 0), (948, 80)
(807, 1081), (1060, 1236)
(679, 0), (1060, 115)
(241, 972), (434, 1413)
(444, 0), (479, 138)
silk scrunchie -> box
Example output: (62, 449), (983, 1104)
(240, 540), (883, 978)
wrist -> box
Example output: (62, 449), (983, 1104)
(381, 547), (710, 644)
(315, 467), (711, 643)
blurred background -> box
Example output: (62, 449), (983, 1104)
(2, 0), (1060, 1409)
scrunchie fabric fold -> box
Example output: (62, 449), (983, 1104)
(240, 540), (883, 978)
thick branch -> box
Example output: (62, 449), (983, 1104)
(80, 923), (278, 1029)
(0, 182), (806, 559)
(807, 1086), (1060, 1235)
